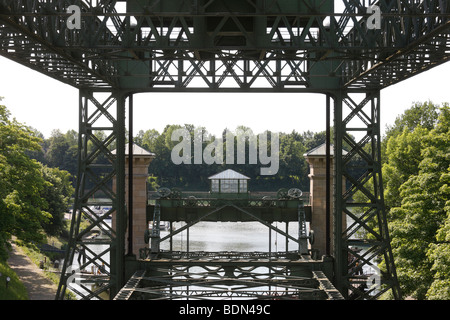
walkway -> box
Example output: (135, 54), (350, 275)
(7, 241), (58, 300)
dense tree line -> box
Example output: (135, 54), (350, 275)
(135, 125), (330, 192)
(0, 102), (74, 260)
(33, 125), (332, 193)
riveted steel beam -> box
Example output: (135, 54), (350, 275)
(1, 0), (448, 91)
(333, 90), (401, 300)
(56, 89), (130, 300)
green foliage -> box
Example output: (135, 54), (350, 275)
(0, 104), (49, 258)
(136, 125), (326, 192)
(385, 103), (450, 299)
(383, 126), (429, 207)
(0, 259), (28, 300)
(39, 165), (74, 236)
(384, 101), (440, 141)
(45, 129), (78, 174)
(0, 104), (75, 260)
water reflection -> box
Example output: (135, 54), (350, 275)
(159, 221), (301, 252)
(63, 220), (305, 299)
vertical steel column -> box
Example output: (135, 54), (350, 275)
(56, 90), (129, 300)
(333, 91), (344, 295)
(326, 94), (331, 257)
(286, 222), (289, 252)
(56, 90), (89, 300)
(113, 91), (127, 297)
(269, 226), (272, 255)
(333, 90), (401, 300)
(127, 94), (134, 257)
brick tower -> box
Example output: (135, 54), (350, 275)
(304, 144), (346, 257)
(112, 144), (155, 257)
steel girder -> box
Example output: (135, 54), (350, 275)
(0, 0), (448, 91)
(113, 266), (344, 300)
(56, 89), (129, 300)
(332, 90), (401, 300)
(144, 199), (311, 259)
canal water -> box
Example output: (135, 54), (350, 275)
(63, 213), (377, 298)
(67, 220), (303, 271)
(159, 221), (302, 252)
(63, 218), (304, 299)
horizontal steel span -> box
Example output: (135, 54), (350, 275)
(147, 199), (311, 223)
(0, 0), (449, 91)
(113, 265), (343, 300)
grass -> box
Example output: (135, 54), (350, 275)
(2, 219), (87, 300)
(0, 259), (28, 300)
(0, 235), (67, 300)
(16, 238), (64, 287)
(15, 236), (76, 300)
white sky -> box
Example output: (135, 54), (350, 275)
(0, 56), (449, 140)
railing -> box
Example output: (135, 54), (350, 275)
(139, 249), (304, 261)
(147, 190), (311, 207)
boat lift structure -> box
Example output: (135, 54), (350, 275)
(1, 0), (449, 300)
(119, 171), (339, 300)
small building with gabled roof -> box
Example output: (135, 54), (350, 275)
(208, 169), (250, 194)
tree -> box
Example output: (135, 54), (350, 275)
(387, 103), (449, 299)
(421, 105), (450, 299)
(39, 165), (74, 236)
(383, 126), (429, 208)
(382, 101), (440, 162)
(0, 104), (50, 259)
(45, 129), (70, 169)
(41, 129), (78, 180)
(384, 101), (440, 141)
(277, 131), (308, 191)
(135, 129), (160, 153)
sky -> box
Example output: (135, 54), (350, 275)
(0, 55), (449, 140)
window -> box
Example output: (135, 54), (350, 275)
(211, 179), (219, 193)
(211, 178), (248, 193)
(239, 179), (247, 193)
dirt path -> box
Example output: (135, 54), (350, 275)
(7, 241), (58, 300)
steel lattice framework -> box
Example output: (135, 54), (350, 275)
(1, 0), (449, 91)
(114, 267), (344, 300)
(1, 0), (449, 300)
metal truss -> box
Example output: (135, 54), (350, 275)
(333, 90), (401, 300)
(1, 0), (448, 300)
(56, 89), (129, 300)
(145, 192), (312, 258)
(114, 266), (344, 300)
(0, 0), (448, 91)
